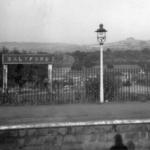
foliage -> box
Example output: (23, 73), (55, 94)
(71, 51), (85, 70)
(85, 78), (99, 101)
(53, 53), (74, 67)
(71, 48), (150, 70)
(85, 72), (122, 101)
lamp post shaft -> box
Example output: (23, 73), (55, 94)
(95, 23), (107, 103)
(100, 45), (104, 103)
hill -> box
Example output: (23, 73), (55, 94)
(1, 38), (150, 53)
(105, 37), (150, 51)
(0, 42), (88, 53)
(90, 37), (150, 51)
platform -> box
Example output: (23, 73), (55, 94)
(0, 101), (150, 130)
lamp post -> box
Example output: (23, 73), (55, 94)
(95, 24), (107, 103)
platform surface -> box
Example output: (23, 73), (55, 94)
(0, 101), (150, 128)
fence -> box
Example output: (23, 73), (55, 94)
(0, 66), (150, 105)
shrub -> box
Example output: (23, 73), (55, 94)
(85, 72), (121, 101)
(85, 78), (99, 102)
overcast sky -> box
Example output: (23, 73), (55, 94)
(0, 0), (150, 44)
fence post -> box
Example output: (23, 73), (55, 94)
(3, 65), (8, 93)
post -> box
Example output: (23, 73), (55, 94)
(95, 23), (107, 103)
(3, 65), (8, 93)
(48, 64), (53, 93)
(100, 45), (104, 103)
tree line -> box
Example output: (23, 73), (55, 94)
(70, 48), (150, 70)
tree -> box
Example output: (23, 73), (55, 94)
(1, 46), (9, 54)
(71, 51), (86, 70)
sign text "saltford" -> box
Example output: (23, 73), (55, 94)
(2, 54), (53, 64)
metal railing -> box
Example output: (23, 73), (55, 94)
(0, 67), (150, 105)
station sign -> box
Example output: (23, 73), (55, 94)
(2, 54), (53, 64)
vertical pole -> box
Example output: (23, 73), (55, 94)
(3, 65), (8, 93)
(48, 64), (53, 93)
(100, 45), (104, 103)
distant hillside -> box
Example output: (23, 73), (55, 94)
(105, 37), (150, 51)
(90, 37), (150, 51)
(1, 38), (150, 53)
(0, 42), (89, 53)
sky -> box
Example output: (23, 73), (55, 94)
(0, 0), (150, 44)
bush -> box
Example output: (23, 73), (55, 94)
(85, 78), (99, 102)
(122, 80), (132, 86)
(85, 72), (121, 101)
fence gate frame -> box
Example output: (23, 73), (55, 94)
(2, 54), (53, 93)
